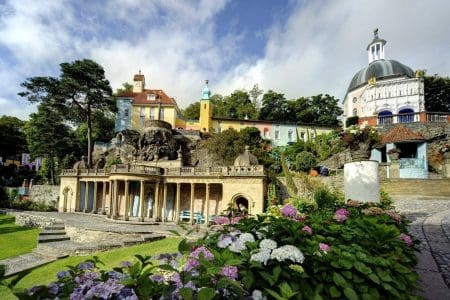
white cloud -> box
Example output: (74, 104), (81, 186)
(0, 0), (449, 120)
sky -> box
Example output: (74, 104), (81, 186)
(1, 0), (450, 120)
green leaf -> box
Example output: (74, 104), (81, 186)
(367, 273), (380, 285)
(178, 238), (191, 254)
(382, 283), (400, 298)
(329, 286), (342, 298)
(342, 271), (353, 279)
(376, 269), (393, 282)
(265, 288), (286, 300)
(354, 261), (372, 275)
(332, 272), (348, 288)
(339, 259), (354, 269)
(279, 281), (296, 298)
(179, 287), (193, 300)
(198, 287), (216, 300)
(343, 287), (358, 300)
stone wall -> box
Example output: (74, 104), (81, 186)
(30, 185), (60, 206)
(9, 211), (62, 228)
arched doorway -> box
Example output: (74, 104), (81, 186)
(62, 186), (72, 212)
(398, 108), (414, 123)
(378, 110), (393, 125)
(231, 194), (251, 215)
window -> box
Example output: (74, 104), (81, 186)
(378, 110), (393, 125)
(140, 107), (145, 116)
(140, 116), (145, 126)
(399, 91), (402, 96)
(150, 108), (155, 120)
(288, 130), (293, 142)
(300, 132), (305, 140)
(159, 107), (165, 120)
(124, 109), (129, 117)
(147, 94), (156, 101)
(264, 128), (269, 138)
(398, 108), (414, 123)
(388, 91), (391, 97)
(275, 130), (279, 140)
(352, 97), (357, 103)
(353, 108), (357, 116)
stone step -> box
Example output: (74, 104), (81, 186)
(43, 225), (65, 230)
(40, 229), (67, 235)
(38, 234), (70, 243)
(141, 234), (165, 242)
(0, 253), (57, 276)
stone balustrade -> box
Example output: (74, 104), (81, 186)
(61, 164), (265, 177)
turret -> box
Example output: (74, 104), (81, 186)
(367, 28), (386, 64)
(133, 70), (145, 93)
(199, 80), (212, 132)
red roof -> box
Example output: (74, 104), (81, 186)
(381, 125), (425, 144)
(117, 89), (177, 106)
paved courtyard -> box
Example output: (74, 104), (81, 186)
(394, 198), (450, 299)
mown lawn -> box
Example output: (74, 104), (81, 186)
(0, 214), (40, 260)
(0, 237), (180, 299)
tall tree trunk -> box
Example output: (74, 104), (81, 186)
(87, 107), (93, 168)
(49, 155), (55, 185)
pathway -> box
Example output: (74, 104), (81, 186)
(394, 198), (450, 299)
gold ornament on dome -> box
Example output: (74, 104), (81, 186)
(368, 77), (376, 85)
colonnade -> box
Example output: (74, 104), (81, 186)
(79, 179), (217, 224)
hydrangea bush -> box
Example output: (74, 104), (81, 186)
(15, 200), (419, 300)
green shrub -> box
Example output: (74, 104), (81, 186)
(346, 116), (359, 127)
(380, 189), (394, 208)
(314, 185), (343, 209)
(292, 151), (317, 172)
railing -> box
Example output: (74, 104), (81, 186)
(377, 112), (449, 125)
(62, 165), (264, 177)
(399, 158), (425, 169)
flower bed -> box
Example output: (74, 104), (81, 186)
(14, 201), (419, 299)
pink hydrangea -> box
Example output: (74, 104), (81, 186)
(281, 204), (297, 217)
(214, 216), (230, 225)
(220, 265), (239, 280)
(399, 233), (413, 246)
(319, 243), (331, 252)
(302, 225), (313, 235)
(334, 208), (350, 223)
(183, 246), (214, 272)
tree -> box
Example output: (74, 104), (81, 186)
(424, 76), (450, 113)
(308, 94), (342, 126)
(75, 110), (115, 145)
(240, 127), (262, 148)
(218, 90), (258, 119)
(0, 115), (27, 159)
(259, 90), (289, 121)
(115, 82), (133, 96)
(182, 102), (200, 120)
(24, 104), (72, 185)
(203, 129), (245, 165)
(20, 59), (113, 167)
(249, 84), (263, 108)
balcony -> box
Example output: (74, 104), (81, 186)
(377, 112), (449, 125)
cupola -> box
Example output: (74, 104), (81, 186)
(367, 28), (386, 64)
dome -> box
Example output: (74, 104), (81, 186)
(347, 59), (414, 92)
(234, 146), (258, 166)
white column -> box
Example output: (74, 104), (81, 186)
(101, 182), (106, 214)
(190, 183), (195, 225)
(205, 183), (210, 225)
(154, 181), (160, 221)
(138, 180), (145, 222)
(83, 181), (89, 212)
(124, 180), (130, 221)
(175, 183), (181, 223)
(162, 183), (168, 222)
(92, 181), (98, 213)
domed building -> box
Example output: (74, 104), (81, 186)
(343, 29), (425, 127)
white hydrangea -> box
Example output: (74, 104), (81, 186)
(250, 249), (271, 265)
(270, 245), (304, 264)
(252, 289), (267, 300)
(229, 240), (245, 253)
(239, 233), (255, 244)
(259, 239), (277, 250)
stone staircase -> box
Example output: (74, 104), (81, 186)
(38, 221), (71, 243)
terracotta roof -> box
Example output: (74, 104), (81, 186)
(381, 125), (425, 144)
(117, 89), (177, 106)
(133, 74), (145, 81)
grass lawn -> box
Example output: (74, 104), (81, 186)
(0, 237), (180, 299)
(0, 215), (40, 260)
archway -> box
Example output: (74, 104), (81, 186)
(398, 108), (414, 123)
(378, 110), (392, 125)
(62, 186), (72, 212)
(231, 193), (252, 215)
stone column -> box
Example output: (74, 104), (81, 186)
(101, 182), (106, 214)
(205, 183), (210, 225)
(154, 181), (160, 221)
(138, 180), (145, 222)
(92, 181), (98, 213)
(175, 183), (181, 223)
(162, 183), (168, 222)
(443, 156), (450, 178)
(389, 162), (400, 179)
(190, 183), (195, 224)
(124, 180), (130, 221)
(83, 181), (89, 212)
(112, 180), (118, 219)
(108, 181), (113, 217)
